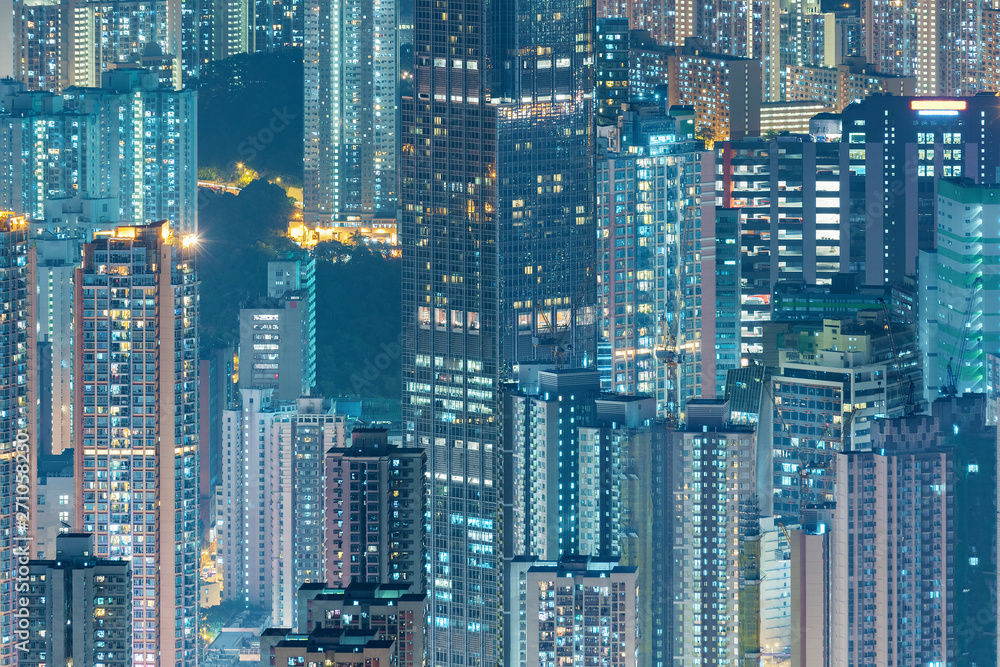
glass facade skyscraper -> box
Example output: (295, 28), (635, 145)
(402, 0), (594, 660)
(401, 1), (500, 659)
(497, 100), (597, 375)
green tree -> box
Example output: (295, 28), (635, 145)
(196, 180), (403, 401)
(196, 180), (298, 347)
(197, 50), (304, 180)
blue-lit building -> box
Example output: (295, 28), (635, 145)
(401, 0), (598, 655)
(0, 213), (33, 667)
(596, 105), (719, 414)
(841, 94), (1000, 285)
(503, 368), (602, 560)
(0, 70), (198, 233)
(502, 371), (667, 666)
(304, 0), (398, 222)
(596, 18), (630, 121)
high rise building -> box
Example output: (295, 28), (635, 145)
(197, 344), (236, 540)
(488, 0), (600, 376)
(238, 258), (316, 401)
(596, 107), (719, 412)
(784, 2), (838, 69)
(784, 59), (917, 114)
(841, 95), (1000, 286)
(495, 117), (597, 372)
(303, 0), (397, 223)
(14, 0), (91, 92)
(670, 400), (758, 667)
(861, 0), (983, 95)
(834, 414), (951, 666)
(757, 516), (791, 662)
(613, 409), (675, 667)
(919, 178), (1000, 398)
(504, 556), (638, 667)
(13, 0), (184, 90)
(717, 135), (842, 355)
(0, 71), (198, 233)
(32, 230), (78, 455)
(219, 389), (347, 627)
(713, 208), (742, 397)
(32, 214), (116, 457)
(502, 372), (671, 667)
(20, 534), (132, 667)
(575, 395), (660, 559)
(627, 33), (672, 104)
(835, 56), (916, 110)
(74, 221), (198, 667)
(503, 368), (602, 560)
(212, 0), (252, 60)
(595, 0), (663, 41)
(718, 135), (843, 287)
(717, 95), (1000, 292)
(325, 428), (425, 589)
(402, 0), (599, 650)
(788, 510), (837, 666)
(933, 394), (997, 666)
(595, 19), (630, 121)
(667, 1), (782, 99)
(983, 7), (1000, 93)
(766, 316), (924, 517)
(266, 256), (316, 382)
(254, 0), (303, 50)
(783, 64), (839, 107)
(616, 0), (779, 99)
(297, 582), (427, 667)
(0, 211), (36, 667)
(666, 44), (762, 141)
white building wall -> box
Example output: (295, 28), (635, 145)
(759, 517), (791, 655)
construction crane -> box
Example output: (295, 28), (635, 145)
(876, 298), (917, 417)
(943, 276), (982, 397)
(533, 305), (571, 368)
(655, 316), (681, 427)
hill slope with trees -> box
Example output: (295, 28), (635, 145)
(197, 50), (304, 181)
(196, 182), (402, 399)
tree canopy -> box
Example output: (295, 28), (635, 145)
(314, 247), (402, 399)
(197, 180), (299, 347)
(196, 182), (402, 400)
(197, 49), (304, 182)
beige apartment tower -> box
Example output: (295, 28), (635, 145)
(74, 221), (199, 667)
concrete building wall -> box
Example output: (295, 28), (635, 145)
(35, 463), (75, 559)
(325, 430), (425, 590)
(219, 390), (346, 627)
(832, 428), (952, 667)
(790, 527), (828, 667)
(673, 401), (757, 666)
